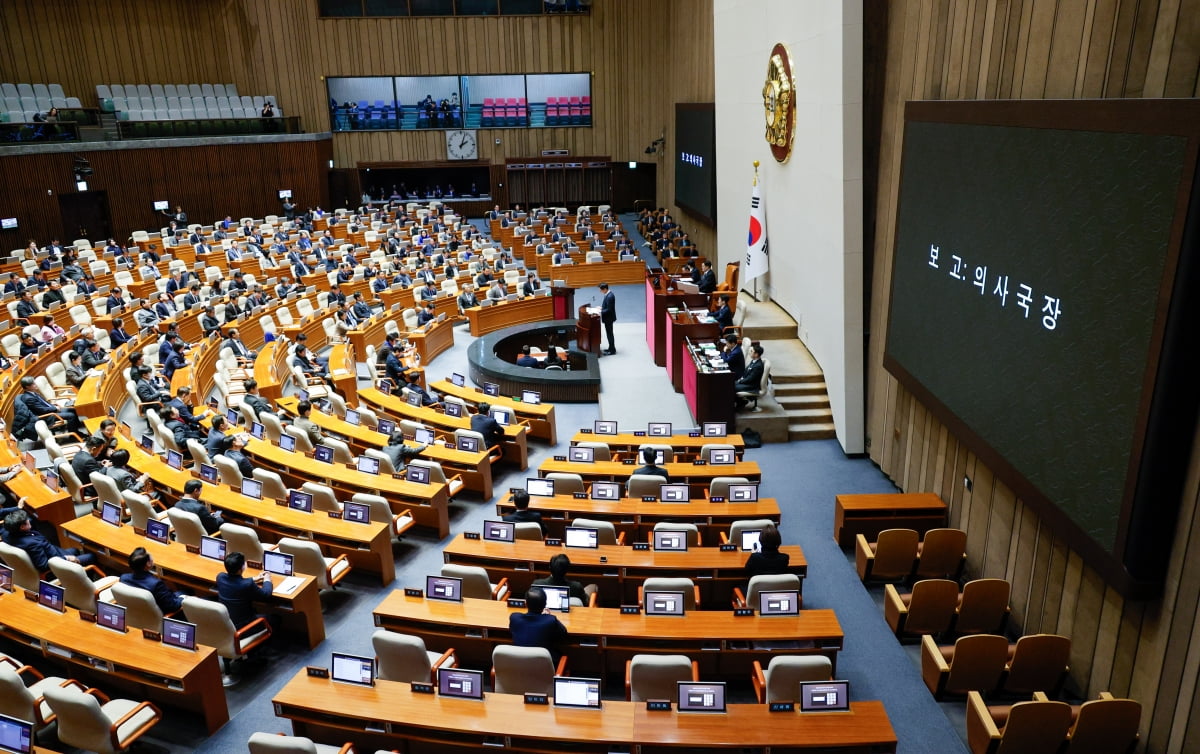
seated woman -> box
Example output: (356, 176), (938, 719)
(745, 523), (790, 577)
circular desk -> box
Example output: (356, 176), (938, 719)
(467, 319), (600, 402)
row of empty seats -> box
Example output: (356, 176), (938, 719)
(97, 83), (241, 100)
(0, 82), (82, 112)
(96, 83), (281, 121)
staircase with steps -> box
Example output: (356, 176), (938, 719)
(730, 300), (836, 443)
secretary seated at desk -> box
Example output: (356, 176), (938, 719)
(516, 345), (540, 368)
(510, 586), (568, 663)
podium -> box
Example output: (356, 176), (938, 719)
(551, 285), (575, 320)
(576, 304), (601, 354)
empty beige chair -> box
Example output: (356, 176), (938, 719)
(575, 441), (612, 461)
(351, 492), (412, 535)
(0, 541), (45, 590)
(300, 481), (343, 514)
(48, 557), (118, 613)
(247, 732), (357, 754)
(513, 522), (543, 541)
(110, 581), (170, 631)
(569, 518), (624, 545)
(884, 578), (960, 638)
(0, 661), (77, 728)
(182, 596), (273, 685)
(326, 391), (348, 419)
(276, 538), (351, 590)
(627, 474), (668, 499)
(42, 683), (161, 754)
(165, 508), (207, 547)
(709, 476), (751, 499)
(752, 655), (834, 703)
(321, 436), (355, 464)
(723, 518), (776, 547)
(213, 454), (244, 487)
(251, 468), (289, 501)
(408, 459), (464, 497)
(545, 472), (585, 494)
(966, 690), (1072, 754)
(362, 448), (396, 475)
(699, 443), (736, 463)
(441, 563), (508, 600)
(914, 528), (967, 580)
(652, 521), (700, 547)
(625, 654), (699, 701)
(1063, 692), (1142, 754)
(284, 424), (316, 453)
(455, 428), (501, 460)
(492, 645), (566, 695)
(921, 633), (1010, 699)
(955, 578), (1012, 636)
(855, 528), (919, 583)
(639, 576), (700, 611)
(1002, 634), (1071, 696)
(372, 629), (456, 683)
(123, 491), (167, 531)
(186, 439), (212, 466)
(733, 573), (802, 610)
(219, 523), (274, 563)
(259, 412), (286, 442)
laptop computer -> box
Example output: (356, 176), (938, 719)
(356, 456), (380, 475)
(279, 433), (297, 452)
(165, 449), (184, 470)
(526, 478), (554, 497)
(250, 421), (265, 440)
(377, 418), (396, 436)
(451, 372), (466, 387)
(727, 483), (759, 502)
(0, 712), (34, 754)
(425, 575), (463, 602)
(37, 581), (65, 613)
(100, 501), (123, 526)
(226, 408), (239, 425)
(0, 564), (12, 593)
(139, 434), (155, 452)
(197, 463), (219, 484)
(652, 530), (689, 551)
(343, 501), (371, 524)
(552, 676), (601, 709)
(414, 427), (436, 445)
(199, 535), (227, 561)
(331, 652), (375, 687)
(799, 680), (851, 712)
(406, 465), (430, 484)
(146, 518), (170, 544)
(659, 484), (689, 502)
(491, 409), (509, 426)
(648, 422), (672, 436)
(457, 434), (479, 452)
(564, 527), (599, 549)
(568, 446), (594, 463)
(708, 448), (735, 465)
(344, 409), (360, 426)
(95, 601), (127, 633)
(740, 529), (763, 552)
(484, 382), (500, 397)
(521, 390), (541, 405)
(540, 585), (571, 611)
(677, 681), (727, 712)
(643, 590), (686, 616)
(240, 478), (263, 500)
(593, 420), (617, 435)
(162, 617), (197, 651)
(444, 402), (463, 418)
(591, 481), (620, 500)
(758, 590), (801, 616)
(314, 445), (334, 464)
(263, 550), (295, 577)
(702, 422), (727, 437)
(438, 667), (485, 700)
(406, 391), (422, 407)
(482, 520), (515, 543)
(287, 490), (313, 513)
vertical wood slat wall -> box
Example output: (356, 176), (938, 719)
(0, 0), (716, 253)
(866, 1), (1200, 751)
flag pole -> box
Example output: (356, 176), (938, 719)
(752, 161), (760, 303)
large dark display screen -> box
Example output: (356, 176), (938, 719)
(674, 103), (716, 225)
(884, 100), (1200, 597)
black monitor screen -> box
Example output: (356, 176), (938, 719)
(438, 667), (484, 700)
(553, 676), (601, 709)
(162, 617), (196, 650)
(287, 491), (313, 512)
(883, 100), (1200, 596)
(146, 519), (170, 543)
(314, 445), (334, 464)
(800, 680), (850, 712)
(677, 681), (726, 713)
(331, 652), (375, 686)
(674, 103), (716, 225)
(96, 601), (127, 632)
(426, 575), (462, 601)
(0, 564), (11, 593)
(343, 501), (371, 523)
(37, 581), (64, 612)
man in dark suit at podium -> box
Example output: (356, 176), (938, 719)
(599, 282), (616, 355)
(698, 261), (718, 294)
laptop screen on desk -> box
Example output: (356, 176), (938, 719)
(226, 409), (239, 426)
(406, 392), (422, 407)
(0, 712), (34, 754)
(758, 590), (800, 616)
(482, 520), (515, 543)
(344, 409), (359, 426)
(491, 410), (509, 426)
(250, 421), (265, 440)
(96, 602), (127, 633)
(0, 565), (11, 593)
(100, 501), (123, 526)
(451, 372), (465, 387)
(653, 530), (688, 551)
(314, 445), (334, 464)
(483, 382), (499, 397)
(644, 590), (685, 616)
(740, 529), (763, 552)
(526, 478), (554, 497)
(263, 551), (294, 576)
(659, 484), (689, 502)
(591, 481), (619, 500)
(287, 491), (313, 513)
(521, 390), (540, 405)
(139, 434), (155, 452)
(240, 478), (263, 500)
(553, 677), (601, 709)
(727, 484), (759, 502)
(199, 535), (227, 561)
(146, 519), (170, 544)
(568, 446), (594, 463)
(162, 618), (197, 651)
(678, 682), (726, 712)
(38, 581), (64, 613)
(702, 422), (726, 437)
(279, 434), (297, 453)
(425, 575), (462, 602)
(165, 449), (183, 470)
(648, 422), (672, 436)
(564, 527), (598, 549)
(708, 449), (735, 465)
(406, 465), (430, 484)
(343, 501), (370, 524)
(540, 585), (570, 611)
(377, 418), (396, 436)
(799, 680), (850, 712)
(457, 435), (479, 452)
(195, 464), (217, 485)
(444, 402), (463, 418)
(356, 456), (380, 475)
(438, 667), (484, 700)
(331, 653), (375, 687)
(414, 428), (435, 445)
(593, 420), (617, 435)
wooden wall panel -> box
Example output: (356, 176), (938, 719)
(866, 1), (1200, 750)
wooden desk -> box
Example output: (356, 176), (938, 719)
(406, 315), (456, 365)
(666, 311), (721, 393)
(359, 386), (530, 470)
(549, 259), (647, 288)
(441, 534), (805, 606)
(569, 431), (744, 458)
(645, 275), (711, 366)
(466, 296), (555, 337)
(274, 396), (494, 499)
(373, 593), (843, 679)
(60, 516), (326, 649)
(431, 379), (557, 444)
(537, 459), (761, 496)
(0, 444), (76, 528)
(833, 492), (948, 547)
(273, 671), (896, 753)
(243, 437), (450, 539)
(682, 341), (736, 427)
(0, 590), (229, 733)
(495, 492), (782, 543)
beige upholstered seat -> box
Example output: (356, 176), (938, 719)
(441, 563), (508, 600)
(625, 654), (699, 701)
(855, 528), (919, 582)
(165, 507), (206, 547)
(751, 655), (833, 703)
(277, 537), (351, 590)
(372, 629), (456, 683)
(42, 683), (162, 754)
(47, 557), (118, 613)
(247, 732), (356, 753)
(110, 581), (169, 631)
(569, 518), (624, 545)
(182, 596), (273, 685)
(492, 645), (565, 695)
(640, 576), (700, 611)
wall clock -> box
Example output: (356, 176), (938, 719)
(446, 129), (478, 160)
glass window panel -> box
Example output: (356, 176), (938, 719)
(457, 0), (499, 14)
(409, 0), (455, 15)
(320, 0), (364, 16)
(501, 0), (544, 13)
(365, 0), (411, 14)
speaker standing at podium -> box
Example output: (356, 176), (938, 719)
(599, 282), (617, 355)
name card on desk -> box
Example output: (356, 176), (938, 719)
(688, 431), (701, 437)
(247, 560), (263, 570)
(620, 605), (641, 615)
(404, 588), (424, 598)
(632, 542), (650, 551)
(769, 702), (796, 712)
(306, 666), (329, 678)
(693, 459), (707, 466)
(464, 532), (481, 540)
(554, 455), (568, 462)
(142, 629), (162, 642)
(572, 492), (588, 499)
(580, 428), (593, 434)
(733, 608), (755, 617)
(79, 610), (97, 623)
(524, 693), (549, 705)
(326, 511), (342, 518)
(646, 700), (672, 711)
(545, 538), (563, 547)
(184, 544), (200, 554)
(641, 496), (657, 502)
(633, 431), (646, 437)
(274, 499), (288, 506)
(412, 681), (434, 694)
(711, 497), (726, 503)
(507, 598), (527, 609)
(622, 459), (636, 465)
(719, 544), (737, 552)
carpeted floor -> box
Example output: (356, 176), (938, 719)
(10, 215), (970, 753)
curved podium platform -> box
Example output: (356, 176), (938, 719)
(467, 319), (601, 402)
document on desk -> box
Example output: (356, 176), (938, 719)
(585, 306), (601, 316)
(275, 576), (304, 595)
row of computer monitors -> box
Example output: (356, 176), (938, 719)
(480, 518), (765, 552)
(523, 476), (758, 502)
(326, 654), (850, 713)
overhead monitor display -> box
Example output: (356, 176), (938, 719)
(674, 103), (716, 226)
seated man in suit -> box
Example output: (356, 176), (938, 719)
(241, 379), (274, 419)
(219, 433), (255, 479)
(70, 436), (109, 490)
(734, 344), (766, 410)
(515, 345), (540, 368)
(532, 553), (592, 604)
(633, 447), (670, 481)
(174, 479), (223, 535)
(217, 551), (280, 633)
(509, 586), (568, 663)
(416, 301), (437, 327)
(121, 547), (184, 614)
(205, 415), (230, 457)
(697, 260), (717, 294)
(2, 508), (95, 570)
(720, 333), (745, 380)
(712, 294), (733, 332)
(470, 402), (505, 450)
(502, 489), (545, 533)
(405, 372), (438, 406)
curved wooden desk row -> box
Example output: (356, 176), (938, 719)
(273, 671), (896, 754)
(431, 379), (557, 445)
(0, 590), (229, 734)
(569, 430), (745, 458)
(540, 258), (649, 288)
(494, 492), (783, 543)
(536, 458), (762, 495)
(60, 515), (326, 649)
(359, 386), (530, 470)
(441, 534), (805, 607)
(344, 305), (456, 368)
(466, 294), (555, 337)
(0, 438), (76, 527)
(86, 418), (399, 584)
(372, 592), (843, 679)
